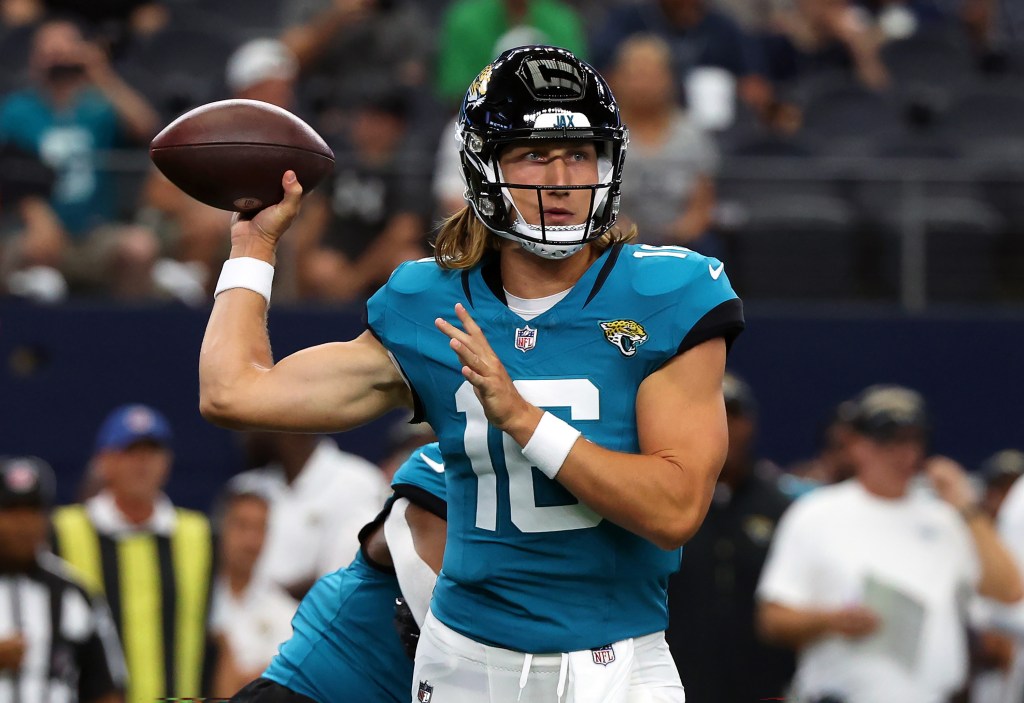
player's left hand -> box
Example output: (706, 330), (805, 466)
(435, 303), (533, 432)
(925, 456), (977, 512)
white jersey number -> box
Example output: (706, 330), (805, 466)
(456, 379), (602, 533)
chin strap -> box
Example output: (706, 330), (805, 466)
(520, 239), (586, 260)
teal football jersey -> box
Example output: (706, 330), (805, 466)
(263, 443), (446, 703)
(367, 243), (743, 653)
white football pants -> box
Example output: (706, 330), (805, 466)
(411, 610), (685, 703)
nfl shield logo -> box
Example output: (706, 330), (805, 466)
(417, 680), (433, 702)
(592, 644), (616, 666)
(515, 325), (537, 353)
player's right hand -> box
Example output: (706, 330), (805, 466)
(829, 605), (880, 639)
(229, 171), (303, 255)
(0, 635), (25, 671)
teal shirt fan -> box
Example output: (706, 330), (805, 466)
(0, 88), (120, 235)
(366, 242), (744, 653)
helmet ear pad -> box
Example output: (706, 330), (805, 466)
(457, 45), (628, 257)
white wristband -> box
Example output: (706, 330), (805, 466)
(214, 257), (274, 304)
(522, 412), (581, 480)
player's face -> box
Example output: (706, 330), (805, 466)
(498, 141), (600, 228)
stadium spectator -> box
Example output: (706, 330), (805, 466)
(590, 0), (774, 127)
(0, 17), (162, 298)
(0, 455), (127, 703)
(279, 0), (430, 123)
(226, 38), (298, 111)
(757, 385), (1023, 703)
(199, 45), (743, 700)
(43, 0), (166, 47)
(429, 114), (471, 219)
(51, 403), (214, 703)
(131, 169), (229, 305)
(291, 88), (430, 302)
(970, 449), (1024, 703)
(991, 461), (1024, 703)
(854, 0), (954, 39)
(0, 0), (43, 92)
(233, 432), (387, 599)
(228, 444), (447, 703)
(435, 0), (588, 106)
(764, 0), (891, 90)
(979, 449), (1024, 520)
(1, 0), (43, 30)
(666, 372), (795, 702)
(0, 141), (68, 302)
(783, 404), (858, 494)
(709, 0), (782, 31)
(210, 486), (296, 698)
(607, 34), (720, 253)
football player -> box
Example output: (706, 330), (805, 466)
(200, 45), (744, 702)
(228, 443), (446, 703)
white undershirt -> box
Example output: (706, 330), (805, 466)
(504, 288), (571, 321)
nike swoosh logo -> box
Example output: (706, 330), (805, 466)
(709, 263), (725, 280)
(420, 453), (445, 473)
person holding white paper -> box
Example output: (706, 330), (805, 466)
(756, 385), (1023, 703)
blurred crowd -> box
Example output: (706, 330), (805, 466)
(0, 0), (1022, 304)
(4, 376), (1024, 702)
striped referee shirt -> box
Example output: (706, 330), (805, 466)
(0, 552), (126, 703)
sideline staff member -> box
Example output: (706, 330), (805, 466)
(52, 404), (213, 703)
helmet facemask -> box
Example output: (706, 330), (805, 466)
(459, 126), (625, 260)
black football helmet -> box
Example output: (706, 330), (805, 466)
(457, 45), (628, 259)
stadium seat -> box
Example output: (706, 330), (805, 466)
(721, 128), (816, 158)
(1003, 40), (1024, 78)
(797, 80), (904, 156)
(117, 27), (239, 119)
(937, 82), (1024, 154)
(876, 195), (1004, 302)
(723, 194), (860, 300)
(204, 0), (286, 34)
(881, 29), (975, 94)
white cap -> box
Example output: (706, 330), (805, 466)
(226, 38), (298, 94)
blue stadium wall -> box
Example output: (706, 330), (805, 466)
(1, 301), (1021, 511)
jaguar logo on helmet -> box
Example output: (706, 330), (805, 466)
(517, 57), (586, 101)
(467, 64), (493, 102)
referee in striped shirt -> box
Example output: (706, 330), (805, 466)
(0, 456), (126, 703)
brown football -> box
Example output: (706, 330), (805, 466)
(149, 99), (335, 212)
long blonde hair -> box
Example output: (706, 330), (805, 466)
(432, 206), (637, 270)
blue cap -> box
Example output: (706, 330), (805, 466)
(95, 404), (173, 452)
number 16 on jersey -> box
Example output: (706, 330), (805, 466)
(456, 378), (603, 534)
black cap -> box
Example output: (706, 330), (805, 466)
(838, 384), (930, 442)
(723, 371), (758, 417)
(0, 457), (56, 510)
(979, 449), (1024, 486)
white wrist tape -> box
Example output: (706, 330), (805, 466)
(522, 412), (581, 480)
(214, 257), (274, 304)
